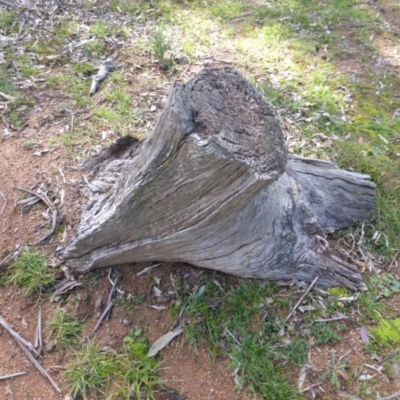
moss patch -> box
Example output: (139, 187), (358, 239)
(370, 318), (400, 347)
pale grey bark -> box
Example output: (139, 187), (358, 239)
(63, 67), (376, 289)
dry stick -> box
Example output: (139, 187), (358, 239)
(0, 314), (38, 356)
(300, 382), (323, 393)
(0, 191), (6, 215)
(87, 303), (113, 339)
(380, 391), (400, 400)
(285, 276), (319, 322)
(105, 272), (120, 314)
(107, 269), (124, 296)
(34, 306), (42, 354)
(16, 195), (40, 211)
(35, 209), (58, 245)
(225, 327), (241, 346)
(14, 185), (58, 244)
(90, 57), (113, 95)
(14, 185), (55, 210)
(136, 263), (162, 276)
(314, 316), (350, 323)
(17, 342), (61, 393)
(0, 372), (27, 381)
(229, 10), (256, 22)
(378, 349), (399, 365)
(87, 272), (120, 339)
(388, 251), (399, 272)
(0, 253), (12, 267)
(0, 90), (16, 100)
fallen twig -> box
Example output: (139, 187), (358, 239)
(17, 342), (61, 393)
(51, 278), (82, 301)
(388, 251), (399, 272)
(224, 327), (241, 346)
(87, 270), (120, 338)
(314, 315), (350, 323)
(137, 263), (162, 276)
(379, 391), (400, 400)
(229, 10), (256, 22)
(107, 268), (125, 296)
(0, 371), (27, 381)
(0, 253), (13, 267)
(16, 195), (40, 212)
(0, 314), (38, 356)
(14, 185), (55, 211)
(0, 191), (6, 215)
(378, 349), (399, 365)
(0, 90), (16, 101)
(34, 306), (42, 354)
(88, 302), (113, 339)
(300, 381), (323, 393)
(14, 185), (59, 244)
(90, 57), (113, 95)
(285, 276), (319, 322)
(35, 209), (58, 244)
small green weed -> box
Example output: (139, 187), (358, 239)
(109, 0), (152, 15)
(0, 10), (16, 30)
(282, 338), (309, 365)
(321, 350), (350, 390)
(85, 40), (105, 56)
(90, 22), (112, 38)
(64, 334), (162, 399)
(153, 24), (173, 70)
(59, 133), (74, 147)
(369, 274), (400, 298)
(94, 107), (121, 122)
(0, 69), (16, 95)
(312, 323), (341, 345)
(47, 308), (83, 349)
(209, 0), (249, 20)
(24, 140), (36, 150)
(7, 248), (55, 296)
(114, 294), (146, 309)
(357, 286), (385, 322)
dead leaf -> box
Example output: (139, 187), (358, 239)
(337, 369), (350, 381)
(360, 326), (369, 344)
(147, 326), (184, 357)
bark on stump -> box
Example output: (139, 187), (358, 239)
(63, 67), (376, 290)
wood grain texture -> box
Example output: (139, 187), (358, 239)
(63, 68), (376, 289)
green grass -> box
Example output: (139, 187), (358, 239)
(178, 276), (301, 398)
(209, 0), (250, 20)
(64, 334), (162, 399)
(6, 248), (56, 296)
(47, 308), (83, 349)
(312, 323), (341, 345)
(0, 10), (16, 31)
(0, 68), (16, 96)
(153, 24), (173, 70)
(24, 140), (36, 150)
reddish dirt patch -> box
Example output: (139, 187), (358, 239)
(0, 116), (243, 399)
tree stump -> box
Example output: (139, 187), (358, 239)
(63, 67), (376, 289)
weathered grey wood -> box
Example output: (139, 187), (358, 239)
(63, 67), (376, 289)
